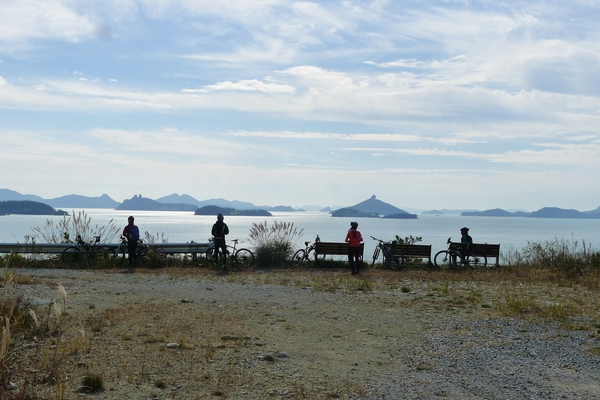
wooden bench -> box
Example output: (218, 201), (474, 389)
(450, 242), (501, 267)
(390, 244), (432, 263)
(314, 242), (364, 263)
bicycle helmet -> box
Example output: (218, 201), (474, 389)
(217, 213), (224, 221)
(460, 227), (469, 232)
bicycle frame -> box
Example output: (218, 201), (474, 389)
(434, 237), (486, 268)
(291, 235), (321, 267)
(370, 236), (403, 269)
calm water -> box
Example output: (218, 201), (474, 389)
(1, 209), (598, 258)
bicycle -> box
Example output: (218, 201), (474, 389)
(114, 235), (150, 263)
(290, 235), (324, 267)
(206, 238), (255, 269)
(62, 234), (116, 262)
(370, 236), (404, 269)
(434, 237), (487, 268)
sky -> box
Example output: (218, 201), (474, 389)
(1, 0), (600, 211)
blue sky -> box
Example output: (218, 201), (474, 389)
(1, 0), (600, 211)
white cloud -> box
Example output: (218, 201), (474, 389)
(185, 79), (295, 94)
(0, 0), (95, 48)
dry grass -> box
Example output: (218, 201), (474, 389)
(1, 264), (600, 398)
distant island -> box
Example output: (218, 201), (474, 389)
(194, 205), (272, 217)
(462, 207), (600, 219)
(331, 195), (417, 219)
(116, 195), (197, 211)
(0, 200), (67, 216)
(4, 188), (600, 219)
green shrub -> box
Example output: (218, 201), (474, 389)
(394, 235), (422, 245)
(504, 238), (600, 278)
(248, 221), (304, 268)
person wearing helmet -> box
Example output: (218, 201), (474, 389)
(345, 221), (363, 275)
(460, 227), (473, 262)
(123, 216), (140, 265)
(211, 213), (230, 266)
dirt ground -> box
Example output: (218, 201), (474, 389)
(4, 267), (600, 399)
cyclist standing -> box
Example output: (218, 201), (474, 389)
(460, 227), (473, 262)
(123, 216), (140, 265)
(211, 213), (229, 266)
(345, 221), (363, 275)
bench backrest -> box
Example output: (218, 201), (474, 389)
(315, 242), (364, 255)
(391, 244), (432, 259)
(451, 242), (501, 266)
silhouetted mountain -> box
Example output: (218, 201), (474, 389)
(422, 209), (445, 215)
(266, 206), (299, 212)
(463, 207), (600, 219)
(462, 208), (528, 217)
(528, 207), (597, 219)
(116, 195), (197, 211)
(155, 193), (202, 206)
(45, 194), (119, 208)
(0, 189), (118, 208)
(331, 208), (379, 218)
(0, 200), (67, 215)
(199, 198), (258, 210)
(300, 205), (324, 212)
(332, 195), (417, 218)
(0, 189), (45, 202)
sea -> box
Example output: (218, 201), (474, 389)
(1, 209), (598, 260)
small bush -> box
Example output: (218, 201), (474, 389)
(248, 221), (304, 268)
(79, 373), (104, 393)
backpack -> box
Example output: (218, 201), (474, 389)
(129, 225), (140, 240)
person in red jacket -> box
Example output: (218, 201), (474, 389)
(345, 221), (363, 275)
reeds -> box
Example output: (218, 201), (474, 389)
(31, 210), (120, 244)
(249, 220), (304, 267)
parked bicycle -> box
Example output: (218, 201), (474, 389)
(290, 235), (324, 267)
(62, 234), (116, 262)
(206, 238), (255, 269)
(370, 236), (403, 269)
(114, 235), (150, 263)
(434, 237), (487, 268)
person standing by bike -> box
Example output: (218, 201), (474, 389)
(345, 221), (363, 275)
(460, 227), (473, 262)
(123, 216), (140, 265)
(211, 213), (229, 266)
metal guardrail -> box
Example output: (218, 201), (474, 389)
(0, 242), (213, 255)
(0, 243), (73, 254)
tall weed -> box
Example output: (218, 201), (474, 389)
(504, 238), (600, 278)
(32, 210), (120, 244)
(248, 221), (304, 267)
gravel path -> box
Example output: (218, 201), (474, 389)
(6, 268), (600, 399)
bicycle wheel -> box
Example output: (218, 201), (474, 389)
(465, 254), (487, 268)
(384, 252), (404, 270)
(307, 248), (325, 264)
(62, 246), (81, 262)
(234, 248), (254, 269)
(370, 247), (381, 268)
(434, 250), (455, 269)
(291, 249), (306, 267)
